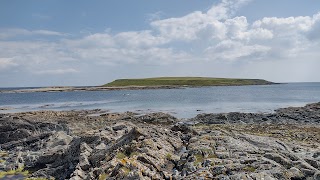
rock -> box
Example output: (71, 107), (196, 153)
(95, 143), (107, 150)
(314, 172), (320, 180)
(137, 155), (160, 171)
(134, 112), (177, 124)
(45, 131), (73, 148)
(211, 165), (226, 175)
(79, 155), (90, 171)
(203, 159), (213, 167)
(304, 158), (319, 169)
(0, 103), (320, 179)
(69, 169), (87, 180)
(112, 124), (127, 131)
(250, 172), (276, 180)
(171, 124), (197, 134)
(300, 168), (316, 177)
(89, 127), (145, 167)
(264, 153), (292, 168)
(288, 167), (305, 179)
(215, 151), (229, 159)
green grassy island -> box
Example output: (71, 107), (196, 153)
(104, 77), (275, 87)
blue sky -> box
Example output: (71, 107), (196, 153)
(0, 0), (320, 87)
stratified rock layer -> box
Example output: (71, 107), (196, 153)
(0, 102), (319, 179)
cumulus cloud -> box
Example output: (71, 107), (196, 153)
(307, 13), (320, 40)
(1, 0), (320, 85)
(205, 40), (270, 60)
(207, 0), (252, 20)
(149, 0), (252, 42)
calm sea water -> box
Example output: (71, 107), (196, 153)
(1, 83), (320, 118)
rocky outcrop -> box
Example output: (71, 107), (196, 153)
(132, 112), (178, 125)
(0, 103), (319, 179)
(192, 102), (320, 125)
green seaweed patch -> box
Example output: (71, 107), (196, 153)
(243, 165), (256, 172)
(207, 154), (218, 159)
(0, 167), (29, 179)
(99, 173), (108, 180)
(0, 151), (8, 157)
(116, 152), (127, 159)
(129, 151), (139, 157)
(166, 153), (172, 160)
(194, 154), (204, 165)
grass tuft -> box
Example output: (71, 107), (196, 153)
(116, 152), (127, 159)
(243, 165), (256, 172)
(194, 154), (204, 165)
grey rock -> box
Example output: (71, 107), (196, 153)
(112, 124), (127, 131)
(288, 167), (305, 179)
(314, 172), (320, 180)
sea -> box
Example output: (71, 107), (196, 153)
(1, 83), (320, 118)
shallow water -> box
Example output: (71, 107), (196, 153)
(1, 83), (320, 118)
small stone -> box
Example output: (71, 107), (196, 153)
(203, 159), (212, 167)
(95, 143), (107, 150)
(211, 165), (226, 175)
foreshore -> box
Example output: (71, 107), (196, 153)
(0, 102), (319, 179)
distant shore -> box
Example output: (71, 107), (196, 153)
(0, 85), (182, 93)
(0, 83), (281, 94)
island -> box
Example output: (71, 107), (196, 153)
(104, 77), (275, 87)
(0, 77), (276, 93)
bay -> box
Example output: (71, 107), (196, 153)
(1, 83), (320, 118)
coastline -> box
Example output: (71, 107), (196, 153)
(0, 83), (282, 94)
(0, 102), (319, 179)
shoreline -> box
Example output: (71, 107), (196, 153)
(0, 102), (319, 179)
(0, 83), (282, 93)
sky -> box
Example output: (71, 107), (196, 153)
(0, 0), (320, 87)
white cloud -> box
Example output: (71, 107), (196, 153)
(33, 30), (65, 36)
(147, 11), (165, 22)
(0, 58), (18, 70)
(1, 0), (320, 85)
(34, 68), (79, 75)
(252, 16), (313, 37)
(63, 33), (115, 48)
(207, 0), (252, 20)
(0, 28), (66, 39)
(307, 13), (320, 40)
(151, 11), (215, 41)
(114, 31), (168, 47)
(205, 40), (270, 60)
(149, 0), (251, 42)
(1, 2), (319, 66)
